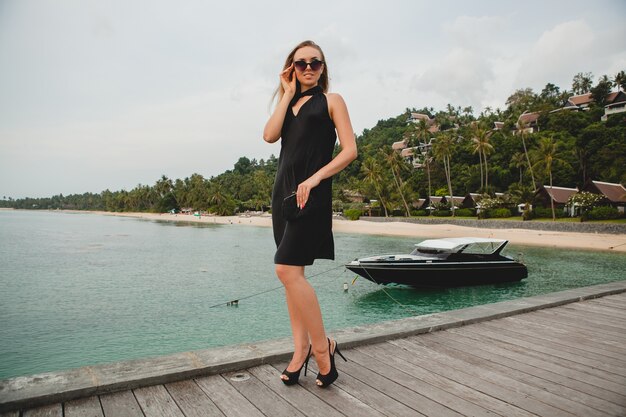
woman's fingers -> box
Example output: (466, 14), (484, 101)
(296, 187), (309, 209)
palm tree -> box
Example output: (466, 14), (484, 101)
(470, 124), (494, 192)
(361, 157), (388, 217)
(412, 119), (433, 201)
(572, 72), (593, 95)
(509, 152), (526, 185)
(381, 147), (411, 216)
(516, 119), (537, 190)
(615, 70), (626, 92)
(432, 132), (455, 216)
(531, 137), (570, 221)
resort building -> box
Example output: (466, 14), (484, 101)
(561, 91), (626, 121)
(445, 196), (465, 209)
(516, 111), (540, 134)
(581, 180), (626, 213)
(407, 113), (440, 134)
(534, 185), (578, 216)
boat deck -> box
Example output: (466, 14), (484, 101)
(2, 287), (626, 416)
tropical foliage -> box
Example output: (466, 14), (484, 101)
(2, 71), (625, 217)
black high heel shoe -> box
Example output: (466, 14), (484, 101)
(316, 338), (347, 388)
(281, 345), (311, 386)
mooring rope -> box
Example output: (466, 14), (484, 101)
(207, 263), (347, 308)
(208, 254), (423, 316)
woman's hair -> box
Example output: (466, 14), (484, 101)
(271, 40), (330, 106)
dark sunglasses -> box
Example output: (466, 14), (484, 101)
(293, 59), (324, 72)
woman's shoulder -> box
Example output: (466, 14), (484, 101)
(324, 92), (345, 103)
(324, 92), (348, 116)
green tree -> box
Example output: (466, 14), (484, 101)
(380, 147), (411, 216)
(432, 132), (455, 216)
(517, 118), (537, 190)
(572, 72), (593, 95)
(590, 75), (613, 107)
(409, 119), (434, 201)
(470, 124), (494, 192)
(531, 137), (570, 220)
(361, 157), (388, 217)
(509, 152), (526, 184)
(615, 70), (626, 92)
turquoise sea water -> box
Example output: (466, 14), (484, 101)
(1, 210), (625, 379)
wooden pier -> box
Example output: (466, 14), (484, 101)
(1, 284), (625, 416)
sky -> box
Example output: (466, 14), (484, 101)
(1, 0), (625, 198)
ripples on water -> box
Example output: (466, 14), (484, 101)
(1, 210), (625, 379)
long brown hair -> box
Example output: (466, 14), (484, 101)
(271, 40), (330, 106)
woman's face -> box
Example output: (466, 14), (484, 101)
(293, 46), (324, 88)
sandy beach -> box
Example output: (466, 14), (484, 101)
(90, 211), (626, 253)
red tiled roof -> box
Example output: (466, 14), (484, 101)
(569, 93), (593, 106)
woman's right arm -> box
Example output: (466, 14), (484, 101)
(263, 65), (295, 143)
(263, 94), (292, 143)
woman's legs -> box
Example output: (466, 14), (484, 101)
(276, 264), (331, 379)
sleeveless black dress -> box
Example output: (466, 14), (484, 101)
(272, 86), (336, 266)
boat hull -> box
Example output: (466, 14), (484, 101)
(346, 260), (528, 287)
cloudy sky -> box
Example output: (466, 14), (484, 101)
(1, 0), (625, 198)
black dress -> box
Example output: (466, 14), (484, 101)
(272, 86), (336, 266)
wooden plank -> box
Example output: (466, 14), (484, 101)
(64, 396), (104, 417)
(134, 385), (185, 417)
(574, 297), (626, 313)
(557, 303), (626, 324)
(165, 380), (225, 417)
(302, 361), (426, 417)
(356, 343), (536, 417)
(99, 390), (145, 417)
(390, 337), (581, 417)
(271, 362), (385, 417)
(347, 346), (502, 417)
(536, 309), (626, 337)
(484, 319), (626, 373)
(443, 326), (626, 407)
(420, 331), (625, 417)
(509, 314), (626, 360)
(195, 374), (265, 417)
(372, 339), (553, 417)
(221, 370), (306, 417)
(590, 297), (626, 309)
(562, 303), (626, 323)
(532, 312), (626, 344)
(312, 352), (464, 417)
(22, 404), (62, 417)
(478, 321), (626, 381)
(248, 364), (344, 417)
(461, 325), (626, 394)
(400, 334), (603, 417)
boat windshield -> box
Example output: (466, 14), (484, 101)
(458, 241), (505, 254)
(413, 238), (507, 255)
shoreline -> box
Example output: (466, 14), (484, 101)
(57, 210), (626, 253)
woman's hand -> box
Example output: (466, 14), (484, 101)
(296, 174), (321, 209)
(280, 64), (296, 99)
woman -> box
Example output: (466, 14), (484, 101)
(263, 40), (357, 388)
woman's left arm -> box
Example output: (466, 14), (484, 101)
(296, 93), (357, 208)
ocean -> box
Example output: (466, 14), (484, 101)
(1, 209), (625, 379)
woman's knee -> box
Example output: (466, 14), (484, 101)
(275, 264), (304, 286)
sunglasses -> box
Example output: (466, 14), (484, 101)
(293, 59), (324, 72)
